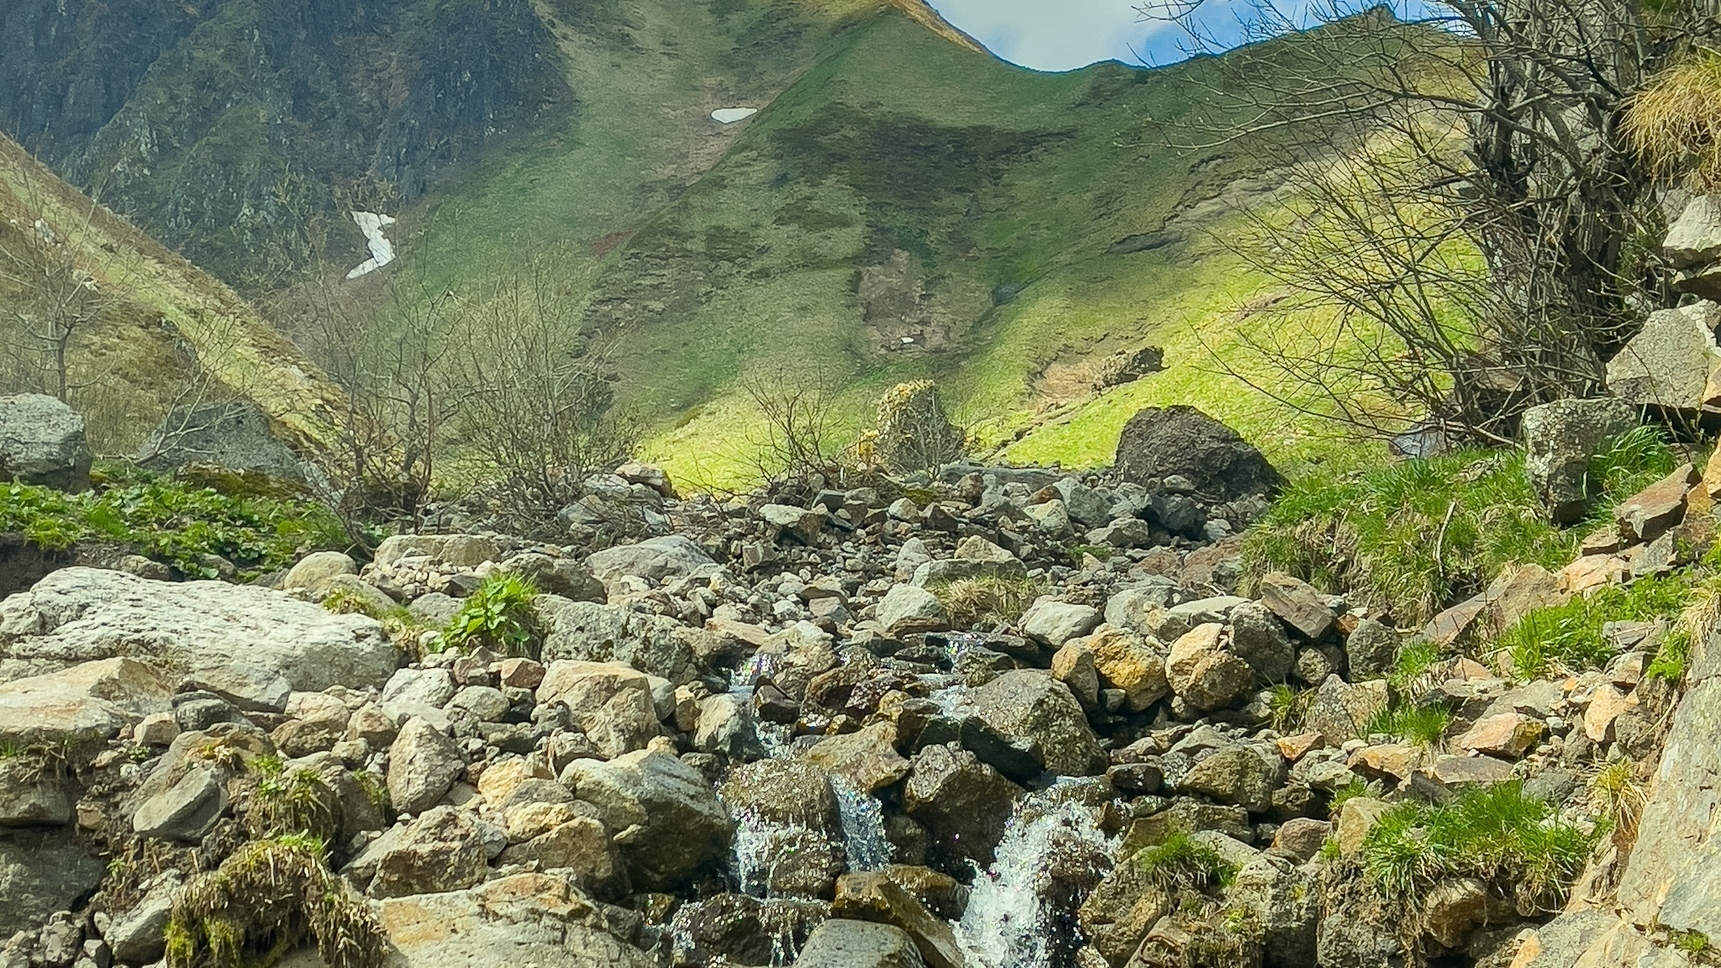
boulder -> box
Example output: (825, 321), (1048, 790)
(801, 722), (912, 793)
(0, 828), (103, 939)
(875, 585), (950, 637)
(1256, 573), (1336, 641)
(1019, 600), (1102, 648)
(1051, 641), (1101, 709)
(794, 920), (926, 968)
(967, 670), (1104, 777)
(1115, 405), (1281, 503)
(538, 600), (698, 685)
(1228, 602), (1294, 684)
(832, 874), (965, 968)
(1665, 195), (1721, 268)
(0, 394), (90, 491)
(500, 553), (605, 603)
(1614, 464), (1697, 544)
(1171, 744), (1285, 813)
(1520, 398), (1640, 522)
(1344, 619), (1401, 680)
(903, 743), (1022, 868)
(761, 504), (824, 544)
(561, 750), (729, 891)
(135, 402), (308, 480)
(1165, 624), (1254, 712)
(537, 661), (659, 759)
(0, 657), (173, 748)
(1077, 627), (1168, 711)
(1605, 301), (1721, 413)
(347, 806), (491, 898)
(1455, 713), (1545, 759)
(1305, 676), (1390, 748)
(373, 872), (655, 968)
(0, 568), (397, 690)
(387, 717), (465, 816)
(281, 552), (359, 600)
(585, 535), (718, 584)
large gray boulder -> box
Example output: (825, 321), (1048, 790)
(536, 661), (660, 759)
(135, 402), (306, 481)
(538, 600), (699, 685)
(967, 670), (1105, 778)
(0, 568), (398, 690)
(0, 394), (90, 492)
(1115, 406), (1281, 504)
(1520, 398), (1640, 523)
(585, 535), (718, 584)
(903, 743), (1022, 868)
(1605, 301), (1721, 413)
(795, 920), (925, 968)
(561, 750), (729, 891)
(0, 828), (103, 939)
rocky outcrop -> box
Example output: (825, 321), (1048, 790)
(134, 403), (307, 482)
(0, 567), (397, 689)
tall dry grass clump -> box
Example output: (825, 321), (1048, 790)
(1627, 50), (1721, 187)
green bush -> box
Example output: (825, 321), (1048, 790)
(436, 574), (541, 657)
(1365, 702), (1453, 748)
(1362, 782), (1597, 908)
(0, 476), (345, 580)
(1134, 831), (1236, 894)
(1243, 432), (1673, 626)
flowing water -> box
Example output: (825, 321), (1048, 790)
(955, 788), (1115, 968)
(833, 776), (891, 872)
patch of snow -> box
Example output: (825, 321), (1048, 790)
(345, 212), (397, 280)
(711, 107), (759, 124)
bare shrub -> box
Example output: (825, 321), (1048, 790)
(739, 366), (850, 486)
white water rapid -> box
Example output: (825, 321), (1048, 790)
(955, 789), (1114, 968)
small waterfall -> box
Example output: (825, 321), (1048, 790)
(955, 789), (1114, 968)
(729, 808), (781, 898)
(833, 776), (891, 871)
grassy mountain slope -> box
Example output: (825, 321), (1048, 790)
(397, 3), (1352, 486)
(0, 133), (347, 453)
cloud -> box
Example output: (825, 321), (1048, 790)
(926, 0), (1393, 71)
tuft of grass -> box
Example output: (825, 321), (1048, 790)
(323, 589), (426, 651)
(1241, 450), (1580, 626)
(928, 575), (1044, 629)
(247, 759), (339, 842)
(1133, 831), (1236, 894)
(1626, 50), (1721, 188)
(1388, 640), (1444, 695)
(165, 835), (384, 968)
(1584, 426), (1677, 515)
(1365, 702), (1453, 748)
(1267, 683), (1314, 733)
(1590, 758), (1646, 837)
(1328, 777), (1375, 818)
(0, 476), (345, 580)
(1496, 573), (1694, 680)
(435, 573), (542, 658)
(1361, 781), (1598, 910)
(1674, 930), (1713, 957)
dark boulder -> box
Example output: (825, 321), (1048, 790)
(1115, 406), (1281, 504)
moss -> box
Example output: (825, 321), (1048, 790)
(1133, 831), (1236, 894)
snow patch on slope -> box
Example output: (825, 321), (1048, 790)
(346, 212), (397, 279)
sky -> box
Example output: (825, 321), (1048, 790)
(925, 0), (1332, 71)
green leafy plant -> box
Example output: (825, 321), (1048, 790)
(437, 574), (542, 657)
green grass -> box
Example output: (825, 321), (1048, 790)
(927, 575), (1044, 628)
(1133, 831), (1236, 894)
(1365, 702), (1454, 748)
(0, 474), (345, 580)
(1495, 574), (1694, 680)
(1362, 781), (1597, 907)
(1388, 640), (1445, 695)
(1267, 683), (1313, 733)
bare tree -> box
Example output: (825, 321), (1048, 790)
(0, 204), (115, 403)
(739, 366), (850, 487)
(1142, 0), (1721, 440)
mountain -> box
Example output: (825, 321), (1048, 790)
(0, 132), (347, 454)
(1, 0), (1344, 483)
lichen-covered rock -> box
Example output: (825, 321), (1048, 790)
(387, 717), (465, 816)
(561, 750), (729, 891)
(1165, 624), (1254, 712)
(537, 600), (699, 685)
(1115, 406), (1281, 504)
(1520, 398), (1640, 523)
(967, 670), (1104, 777)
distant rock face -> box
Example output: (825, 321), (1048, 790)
(134, 402), (307, 481)
(1115, 406), (1281, 505)
(0, 567), (397, 690)
(0, 394), (90, 492)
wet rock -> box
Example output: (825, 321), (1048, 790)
(903, 743), (1022, 868)
(832, 873), (966, 968)
(561, 749), (729, 891)
(1079, 856), (1171, 966)
(0, 569), (397, 691)
(802, 722), (912, 793)
(794, 919), (926, 968)
(387, 716), (465, 815)
(537, 661), (659, 759)
(721, 760), (840, 833)
(1165, 624), (1254, 713)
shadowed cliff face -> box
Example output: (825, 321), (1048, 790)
(0, 0), (572, 287)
